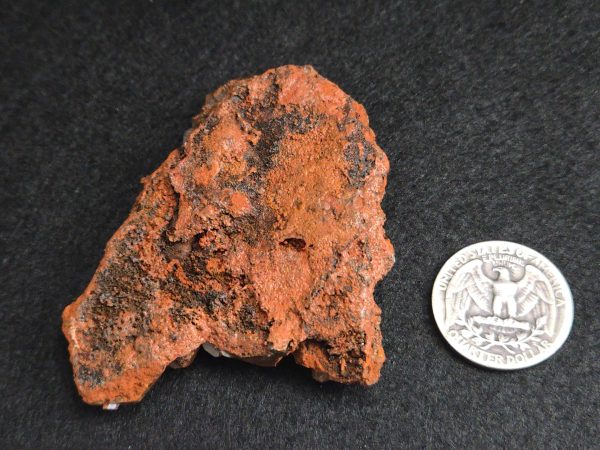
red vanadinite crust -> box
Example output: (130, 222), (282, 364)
(62, 65), (395, 408)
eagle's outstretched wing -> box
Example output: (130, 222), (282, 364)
(516, 265), (556, 334)
(445, 259), (493, 327)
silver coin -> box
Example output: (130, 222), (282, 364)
(432, 241), (573, 370)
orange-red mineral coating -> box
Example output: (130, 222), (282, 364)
(62, 65), (395, 407)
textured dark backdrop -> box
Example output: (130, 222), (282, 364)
(1, 1), (599, 448)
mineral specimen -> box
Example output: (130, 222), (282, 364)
(62, 65), (394, 408)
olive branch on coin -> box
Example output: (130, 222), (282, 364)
(455, 316), (547, 354)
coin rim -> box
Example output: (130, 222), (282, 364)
(432, 240), (574, 370)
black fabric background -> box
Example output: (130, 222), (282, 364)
(1, 1), (599, 448)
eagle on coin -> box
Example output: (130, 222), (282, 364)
(445, 260), (557, 336)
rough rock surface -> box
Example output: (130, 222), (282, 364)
(62, 65), (395, 408)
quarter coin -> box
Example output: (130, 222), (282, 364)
(432, 241), (573, 370)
